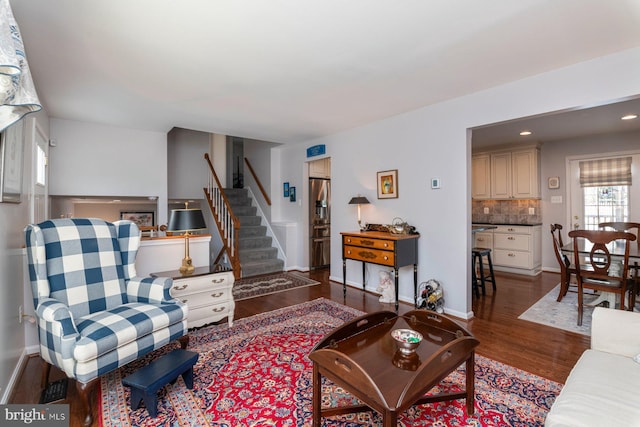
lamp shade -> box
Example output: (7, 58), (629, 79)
(0, 0), (42, 132)
(348, 196), (370, 205)
(167, 209), (207, 232)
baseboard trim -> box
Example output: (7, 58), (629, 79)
(1, 349), (31, 404)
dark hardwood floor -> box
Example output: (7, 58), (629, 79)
(10, 269), (588, 427)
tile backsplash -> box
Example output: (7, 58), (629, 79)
(472, 199), (541, 225)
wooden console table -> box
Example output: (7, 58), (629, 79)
(341, 231), (419, 311)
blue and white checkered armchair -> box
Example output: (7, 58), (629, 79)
(25, 218), (189, 426)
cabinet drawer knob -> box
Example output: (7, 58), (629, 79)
(508, 237), (515, 240)
(211, 292), (223, 298)
(347, 250), (351, 255)
(508, 253), (515, 257)
(346, 238), (352, 243)
(211, 278), (224, 284)
(174, 284), (188, 291)
(212, 307), (224, 313)
(383, 256), (388, 260)
(383, 243), (389, 247)
(508, 228), (515, 231)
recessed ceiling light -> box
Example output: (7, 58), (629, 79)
(519, 130), (532, 136)
(621, 114), (638, 120)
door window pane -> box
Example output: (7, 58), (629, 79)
(583, 185), (629, 230)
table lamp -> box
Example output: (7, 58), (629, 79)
(167, 205), (207, 275)
(348, 196), (370, 230)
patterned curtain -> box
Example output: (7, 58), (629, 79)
(579, 157), (632, 187)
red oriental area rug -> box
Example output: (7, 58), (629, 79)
(98, 299), (562, 427)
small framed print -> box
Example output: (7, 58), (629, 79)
(289, 186), (296, 202)
(377, 169), (398, 199)
(283, 182), (290, 197)
(548, 176), (560, 189)
(120, 211), (155, 226)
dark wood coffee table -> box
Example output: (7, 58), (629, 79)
(309, 310), (479, 426)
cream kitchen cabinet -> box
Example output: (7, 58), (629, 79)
(490, 148), (540, 199)
(492, 225), (541, 275)
(152, 267), (235, 328)
(473, 230), (493, 250)
(309, 157), (331, 178)
(472, 154), (491, 199)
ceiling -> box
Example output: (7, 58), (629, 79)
(472, 96), (640, 149)
(10, 0), (640, 144)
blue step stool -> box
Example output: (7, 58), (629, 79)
(122, 349), (198, 417)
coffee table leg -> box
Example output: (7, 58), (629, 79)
(312, 363), (321, 427)
(383, 410), (397, 427)
(466, 352), (475, 416)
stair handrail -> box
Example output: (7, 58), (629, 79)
(244, 157), (271, 206)
(203, 153), (241, 279)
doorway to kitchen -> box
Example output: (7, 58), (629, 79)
(308, 157), (331, 269)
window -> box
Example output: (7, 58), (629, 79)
(569, 154), (639, 230)
(36, 143), (46, 186)
(582, 186), (629, 229)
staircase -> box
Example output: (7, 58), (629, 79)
(225, 188), (284, 277)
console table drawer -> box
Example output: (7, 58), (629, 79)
(188, 302), (234, 326)
(170, 271), (234, 297)
(176, 287), (232, 308)
(344, 245), (395, 266)
(343, 236), (395, 251)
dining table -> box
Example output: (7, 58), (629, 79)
(561, 238), (640, 308)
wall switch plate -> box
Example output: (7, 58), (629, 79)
(551, 196), (563, 204)
(528, 207), (535, 215)
(431, 178), (440, 189)
(483, 207), (489, 214)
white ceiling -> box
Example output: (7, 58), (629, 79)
(10, 0), (640, 144)
(472, 96), (640, 149)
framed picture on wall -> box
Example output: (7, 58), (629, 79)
(0, 120), (25, 203)
(377, 169), (398, 199)
(289, 187), (296, 202)
(120, 211), (155, 227)
(283, 182), (290, 197)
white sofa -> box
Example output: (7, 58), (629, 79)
(545, 307), (640, 427)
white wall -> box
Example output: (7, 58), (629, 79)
(272, 47), (640, 319)
(0, 111), (49, 402)
(540, 130), (640, 271)
(49, 118), (169, 224)
(167, 127), (209, 200)
(244, 138), (277, 221)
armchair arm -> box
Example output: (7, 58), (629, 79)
(591, 307), (640, 357)
(36, 298), (79, 337)
(35, 298), (80, 377)
(126, 276), (176, 304)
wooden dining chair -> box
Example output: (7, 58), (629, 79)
(598, 222), (640, 248)
(599, 222), (640, 306)
(550, 224), (577, 302)
(568, 229), (636, 326)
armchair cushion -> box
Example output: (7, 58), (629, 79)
(74, 302), (186, 362)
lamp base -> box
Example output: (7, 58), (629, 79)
(179, 257), (195, 275)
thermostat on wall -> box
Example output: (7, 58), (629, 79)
(431, 178), (441, 189)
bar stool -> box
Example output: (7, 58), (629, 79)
(472, 247), (496, 297)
